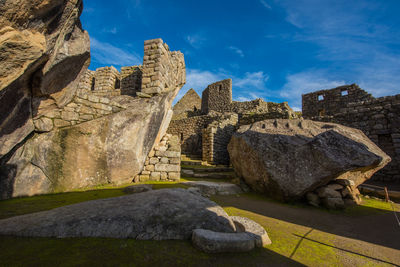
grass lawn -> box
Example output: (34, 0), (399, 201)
(0, 181), (399, 267)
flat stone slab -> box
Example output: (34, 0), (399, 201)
(231, 216), (272, 247)
(183, 181), (243, 196)
(192, 229), (255, 253)
(123, 184), (153, 194)
(0, 188), (236, 239)
(192, 216), (272, 253)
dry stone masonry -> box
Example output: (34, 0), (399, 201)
(302, 84), (400, 182)
(168, 78), (297, 165)
(137, 134), (181, 182)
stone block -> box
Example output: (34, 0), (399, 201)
(145, 165), (155, 171)
(169, 157), (180, 164)
(80, 114), (94, 121)
(149, 157), (159, 164)
(61, 111), (79, 121)
(139, 175), (150, 182)
(159, 172), (167, 180)
(156, 150), (180, 158)
(141, 171), (151, 175)
(168, 172), (180, 181)
(142, 87), (162, 95)
(160, 157), (169, 164)
(88, 95), (100, 103)
(150, 172), (161, 181)
(34, 117), (54, 132)
(54, 119), (71, 128)
(155, 164), (180, 172)
(92, 103), (113, 111)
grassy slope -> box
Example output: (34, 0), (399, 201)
(0, 182), (398, 267)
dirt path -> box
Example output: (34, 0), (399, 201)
(213, 194), (400, 266)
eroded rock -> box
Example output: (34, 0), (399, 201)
(228, 119), (391, 203)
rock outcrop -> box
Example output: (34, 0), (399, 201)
(0, 0), (186, 199)
(0, 0), (90, 158)
(228, 119), (391, 206)
(0, 189), (236, 239)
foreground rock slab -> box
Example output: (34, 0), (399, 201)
(192, 216), (271, 253)
(0, 189), (235, 240)
(228, 119), (391, 202)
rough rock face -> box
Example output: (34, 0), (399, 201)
(0, 1), (186, 199)
(0, 189), (236, 239)
(1, 93), (179, 197)
(228, 119), (391, 202)
(0, 0), (90, 158)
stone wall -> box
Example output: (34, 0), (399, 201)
(201, 79), (232, 114)
(302, 85), (400, 182)
(141, 39), (185, 95)
(302, 84), (373, 117)
(120, 66), (142, 95)
(168, 114), (219, 156)
(202, 113), (238, 165)
(230, 99), (268, 114)
(136, 134), (181, 182)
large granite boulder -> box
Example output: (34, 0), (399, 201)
(0, 93), (178, 198)
(228, 119), (391, 202)
(0, 188), (236, 239)
(0, 0), (90, 158)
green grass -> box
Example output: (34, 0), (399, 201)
(0, 182), (398, 266)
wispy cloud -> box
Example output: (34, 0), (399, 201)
(260, 0), (272, 9)
(102, 27), (118, 34)
(228, 46), (244, 58)
(274, 0), (400, 107)
(279, 70), (346, 108)
(185, 33), (207, 49)
(234, 71), (269, 90)
(90, 38), (141, 67)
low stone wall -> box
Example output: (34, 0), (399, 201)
(136, 134), (181, 181)
(230, 99), (268, 114)
(202, 113), (238, 165)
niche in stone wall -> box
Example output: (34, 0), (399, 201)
(91, 77), (95, 91)
(115, 78), (120, 89)
(318, 109), (325, 116)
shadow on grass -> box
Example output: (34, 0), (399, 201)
(212, 193), (400, 251)
(0, 236), (305, 267)
(291, 232), (398, 266)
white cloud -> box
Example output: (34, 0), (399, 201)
(234, 71), (269, 90)
(90, 38), (141, 66)
(228, 46), (244, 58)
(102, 27), (118, 34)
(279, 70), (346, 108)
(185, 33), (207, 49)
(260, 0), (272, 9)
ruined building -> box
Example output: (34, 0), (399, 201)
(167, 78), (297, 165)
(302, 84), (400, 182)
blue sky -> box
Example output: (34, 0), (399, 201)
(82, 0), (400, 110)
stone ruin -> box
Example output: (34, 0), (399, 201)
(1, 35), (186, 199)
(167, 78), (297, 165)
(302, 84), (400, 183)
